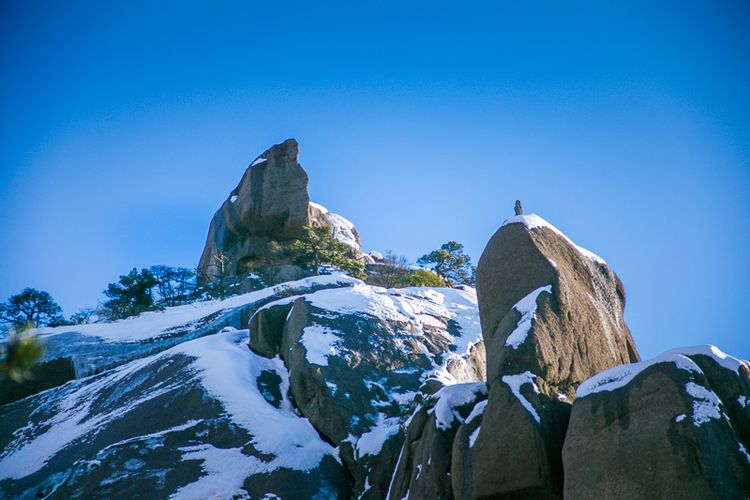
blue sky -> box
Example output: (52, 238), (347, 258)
(1, 1), (748, 360)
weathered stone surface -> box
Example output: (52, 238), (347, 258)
(250, 282), (485, 499)
(470, 378), (570, 499)
(388, 383), (486, 500)
(476, 214), (640, 396)
(198, 139), (368, 284)
(470, 213), (641, 498)
(198, 139), (311, 282)
(564, 347), (750, 499)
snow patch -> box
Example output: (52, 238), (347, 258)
(469, 427), (481, 448)
(504, 285), (552, 349)
(684, 382), (723, 426)
(309, 201), (361, 251)
(502, 213), (606, 265)
(174, 330), (335, 472)
(170, 444), (258, 499)
(577, 351), (701, 398)
(301, 325), (341, 366)
(502, 372), (541, 424)
(251, 156), (267, 166)
(356, 416), (401, 458)
(35, 274), (359, 343)
(577, 345), (746, 398)
(431, 383), (486, 430)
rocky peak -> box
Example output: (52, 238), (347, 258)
(197, 139), (367, 285)
(476, 213), (639, 396)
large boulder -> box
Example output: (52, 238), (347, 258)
(197, 139), (369, 284)
(468, 213), (641, 498)
(476, 213), (639, 394)
(564, 346), (750, 499)
(248, 282), (485, 499)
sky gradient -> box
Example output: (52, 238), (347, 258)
(1, 1), (749, 360)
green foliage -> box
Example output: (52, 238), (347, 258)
(147, 265), (197, 306)
(1, 331), (44, 382)
(397, 268), (446, 287)
(287, 226), (365, 279)
(417, 241), (475, 287)
(101, 266), (200, 319)
(102, 268), (161, 320)
(0, 288), (65, 330)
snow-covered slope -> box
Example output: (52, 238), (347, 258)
(32, 275), (359, 377)
(0, 275), (484, 499)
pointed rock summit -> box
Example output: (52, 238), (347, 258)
(198, 139), (367, 285)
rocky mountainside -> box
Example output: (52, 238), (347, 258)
(1, 141), (748, 499)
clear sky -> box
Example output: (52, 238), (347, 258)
(1, 1), (749, 360)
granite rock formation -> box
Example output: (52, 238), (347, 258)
(197, 139), (367, 286)
(564, 346), (750, 499)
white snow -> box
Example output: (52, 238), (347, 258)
(684, 382), (723, 426)
(577, 345), (747, 398)
(504, 285), (552, 349)
(174, 330), (336, 471)
(305, 284), (482, 364)
(170, 444), (258, 499)
(356, 416), (401, 458)
(576, 351), (701, 398)
(300, 325), (341, 366)
(251, 156), (267, 166)
(431, 383), (486, 430)
(469, 426), (481, 448)
(502, 372), (541, 424)
(0, 353), (187, 480)
(34, 274), (359, 343)
(675, 414), (687, 423)
(465, 400), (487, 424)
(663, 345), (750, 374)
(502, 213), (606, 265)
(739, 396), (748, 408)
(309, 201), (361, 251)
(739, 443), (750, 463)
(230, 195), (238, 203)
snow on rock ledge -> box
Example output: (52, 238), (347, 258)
(501, 213), (606, 265)
(563, 344), (750, 498)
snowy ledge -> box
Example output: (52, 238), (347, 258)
(501, 213), (606, 265)
(504, 285), (552, 349)
(577, 345), (749, 399)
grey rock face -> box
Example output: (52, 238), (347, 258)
(564, 347), (750, 499)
